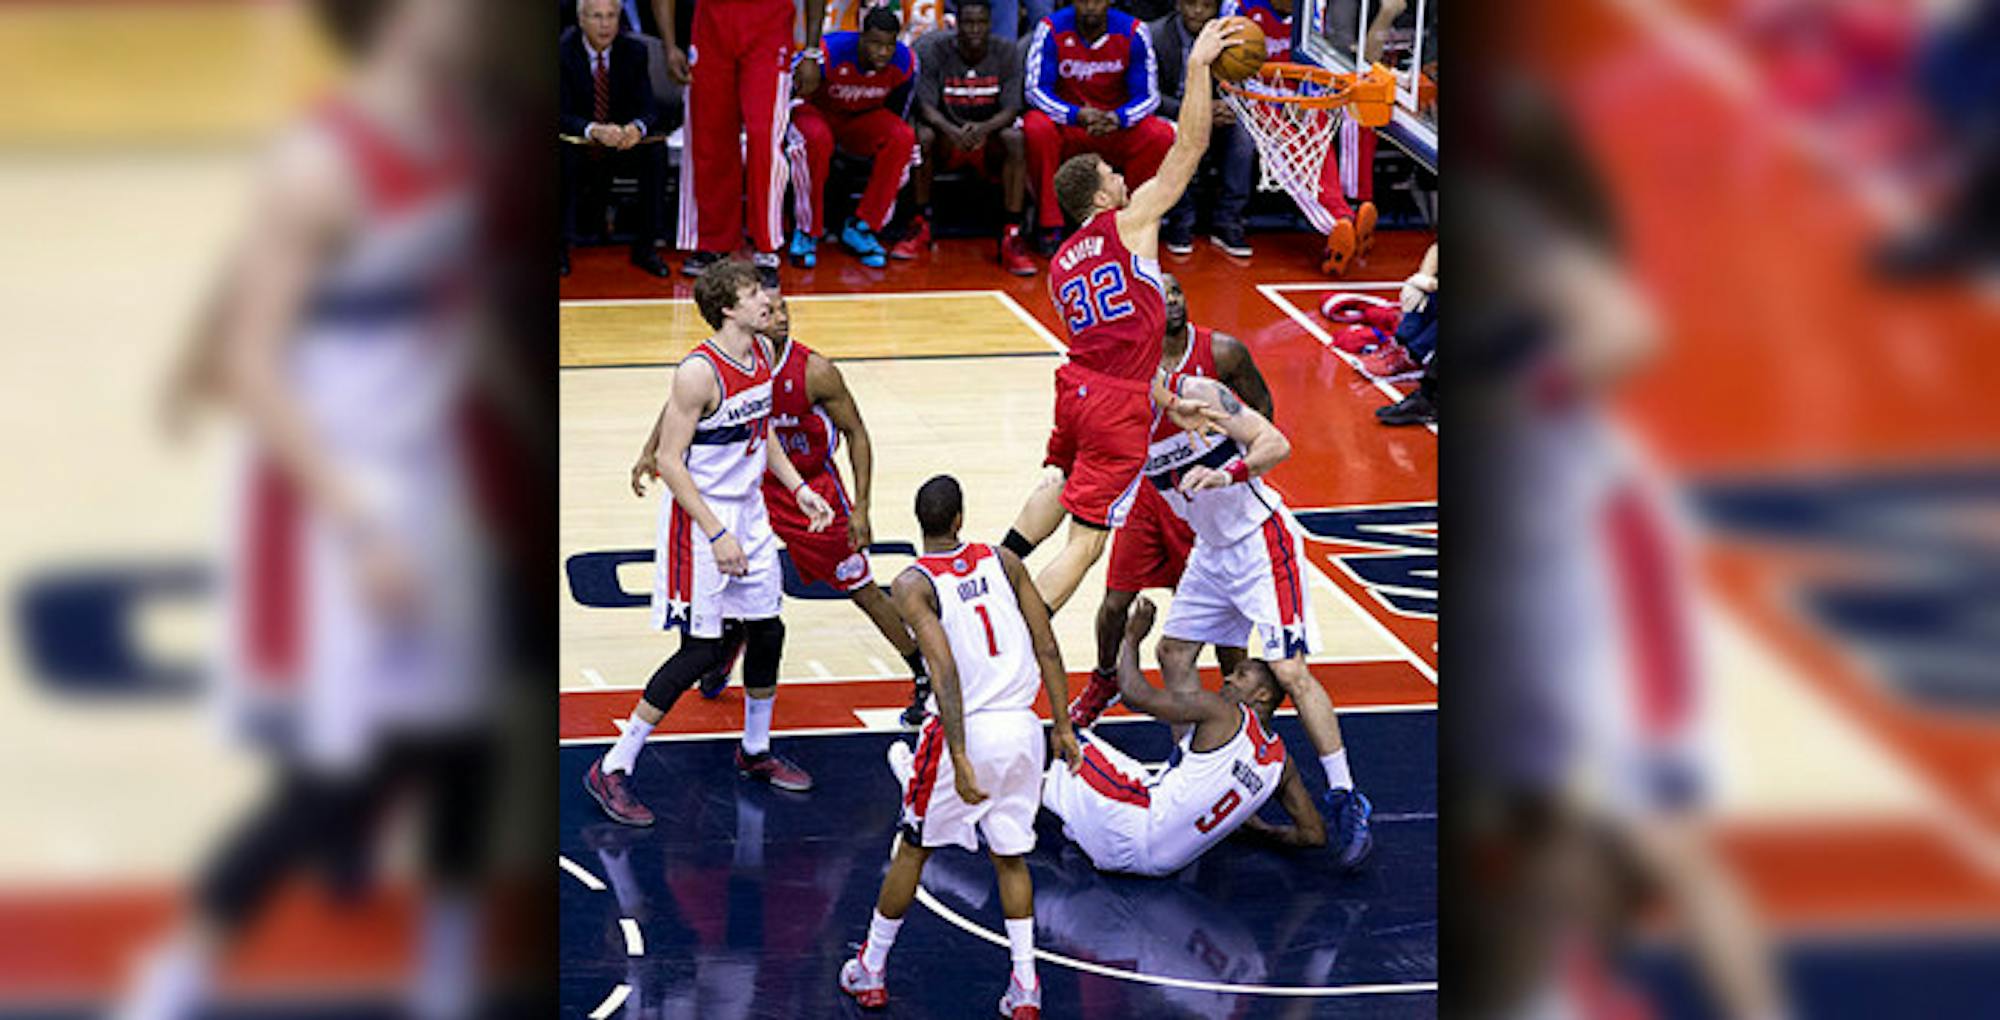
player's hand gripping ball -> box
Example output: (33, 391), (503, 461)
(1211, 16), (1267, 85)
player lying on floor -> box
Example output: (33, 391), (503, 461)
(1041, 596), (1325, 877)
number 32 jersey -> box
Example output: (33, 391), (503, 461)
(1047, 209), (1167, 382)
(911, 544), (1039, 716)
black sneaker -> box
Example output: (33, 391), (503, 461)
(1209, 227), (1253, 259)
(1163, 228), (1194, 256)
(680, 250), (726, 277)
(1376, 390), (1436, 426)
(900, 680), (931, 728)
(750, 251), (782, 290)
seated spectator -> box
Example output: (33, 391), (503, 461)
(1023, 0), (1174, 248)
(901, 0), (1034, 274)
(1378, 242), (1437, 425)
(785, 7), (919, 269)
(1151, 0), (1257, 257)
(560, 0), (670, 276)
(987, 0), (1055, 43)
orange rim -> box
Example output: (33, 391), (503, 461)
(1218, 62), (1354, 109)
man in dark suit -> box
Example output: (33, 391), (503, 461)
(562, 0), (671, 276)
(1150, 0), (1257, 258)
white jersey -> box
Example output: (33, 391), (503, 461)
(1142, 372), (1283, 547)
(910, 543), (1038, 717)
(1143, 704), (1289, 874)
(679, 338), (774, 504)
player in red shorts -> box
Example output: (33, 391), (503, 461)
(634, 292), (933, 724)
(1073, 271), (1272, 728)
(997, 16), (1245, 615)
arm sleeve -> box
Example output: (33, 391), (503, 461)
(1116, 25), (1161, 128)
(1025, 20), (1081, 124)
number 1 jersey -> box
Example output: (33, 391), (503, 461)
(910, 544), (1040, 716)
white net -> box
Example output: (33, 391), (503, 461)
(1224, 73), (1348, 232)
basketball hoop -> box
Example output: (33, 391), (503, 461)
(1220, 61), (1395, 204)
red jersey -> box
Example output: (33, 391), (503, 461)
(1147, 326), (1218, 443)
(766, 339), (838, 479)
(1047, 210), (1169, 381)
(812, 30), (918, 117)
(1024, 7), (1160, 127)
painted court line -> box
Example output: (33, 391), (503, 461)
(559, 855), (606, 892)
(564, 653), (1413, 692)
(587, 983), (631, 1020)
(991, 290), (1070, 353)
(619, 918), (645, 958)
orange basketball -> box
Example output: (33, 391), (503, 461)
(1211, 16), (1268, 85)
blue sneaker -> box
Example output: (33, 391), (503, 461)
(840, 217), (886, 268)
(1322, 788), (1374, 870)
(788, 227), (817, 268)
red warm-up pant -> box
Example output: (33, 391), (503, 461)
(1312, 116), (1379, 226)
(1022, 110), (1174, 230)
(677, 0), (794, 254)
(787, 104), (916, 235)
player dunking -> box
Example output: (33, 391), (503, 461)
(999, 17), (1244, 614)
(1044, 597), (1327, 876)
(587, 261), (834, 826)
(632, 291), (934, 724)
(1073, 271), (1272, 729)
(1074, 354), (1377, 868)
(838, 476), (1082, 1019)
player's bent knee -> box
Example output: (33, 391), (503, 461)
(1000, 125), (1025, 152)
(740, 616), (786, 687)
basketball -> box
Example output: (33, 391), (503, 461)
(1211, 16), (1267, 85)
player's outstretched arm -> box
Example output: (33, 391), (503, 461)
(809, 353), (876, 549)
(1174, 376), (1291, 494)
(894, 570), (987, 802)
(1239, 758), (1328, 849)
(1114, 598), (1231, 727)
(1212, 331), (1274, 419)
(1120, 18), (1244, 231)
(999, 548), (1080, 771)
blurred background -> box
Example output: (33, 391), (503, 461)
(0, 1), (554, 1017)
(1447, 0), (2000, 1017)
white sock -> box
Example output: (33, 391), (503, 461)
(411, 892), (478, 1020)
(1320, 748), (1353, 791)
(861, 911), (902, 972)
(742, 695), (773, 755)
(117, 935), (209, 1020)
(603, 710), (656, 775)
(1005, 917), (1036, 989)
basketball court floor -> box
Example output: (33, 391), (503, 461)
(556, 230), (1442, 1018)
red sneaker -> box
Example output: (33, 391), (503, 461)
(889, 215), (931, 260)
(736, 746), (814, 791)
(584, 759), (655, 827)
(1000, 227), (1037, 277)
(1358, 342), (1420, 380)
(1067, 667), (1120, 729)
(998, 974), (1041, 1019)
(838, 952), (887, 1008)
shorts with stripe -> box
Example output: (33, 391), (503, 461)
(1161, 511), (1318, 661)
(902, 708), (1044, 856)
(652, 492), (782, 639)
(1040, 731), (1151, 873)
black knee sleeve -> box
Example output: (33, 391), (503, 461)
(740, 617), (785, 689)
(642, 632), (731, 708)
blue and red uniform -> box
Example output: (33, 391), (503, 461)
(1041, 209), (1169, 528)
(760, 339), (873, 592)
(787, 31), (919, 234)
(1022, 8), (1175, 229)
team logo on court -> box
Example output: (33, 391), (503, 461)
(1292, 503), (1437, 619)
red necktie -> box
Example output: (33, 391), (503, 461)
(593, 53), (610, 125)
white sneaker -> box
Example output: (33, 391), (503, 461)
(840, 953), (888, 1007)
(887, 741), (915, 788)
(998, 973), (1041, 1018)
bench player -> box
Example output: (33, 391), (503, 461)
(634, 291), (935, 725)
(999, 16), (1244, 614)
(1077, 359), (1376, 868)
(586, 261), (835, 825)
(1074, 271), (1272, 732)
(1043, 597), (1326, 876)
(838, 475), (1083, 1019)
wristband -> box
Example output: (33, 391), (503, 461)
(708, 527), (729, 544)
(791, 479), (809, 495)
(792, 47), (822, 69)
(1226, 460), (1251, 485)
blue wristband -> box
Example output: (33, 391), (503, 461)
(708, 527), (729, 544)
